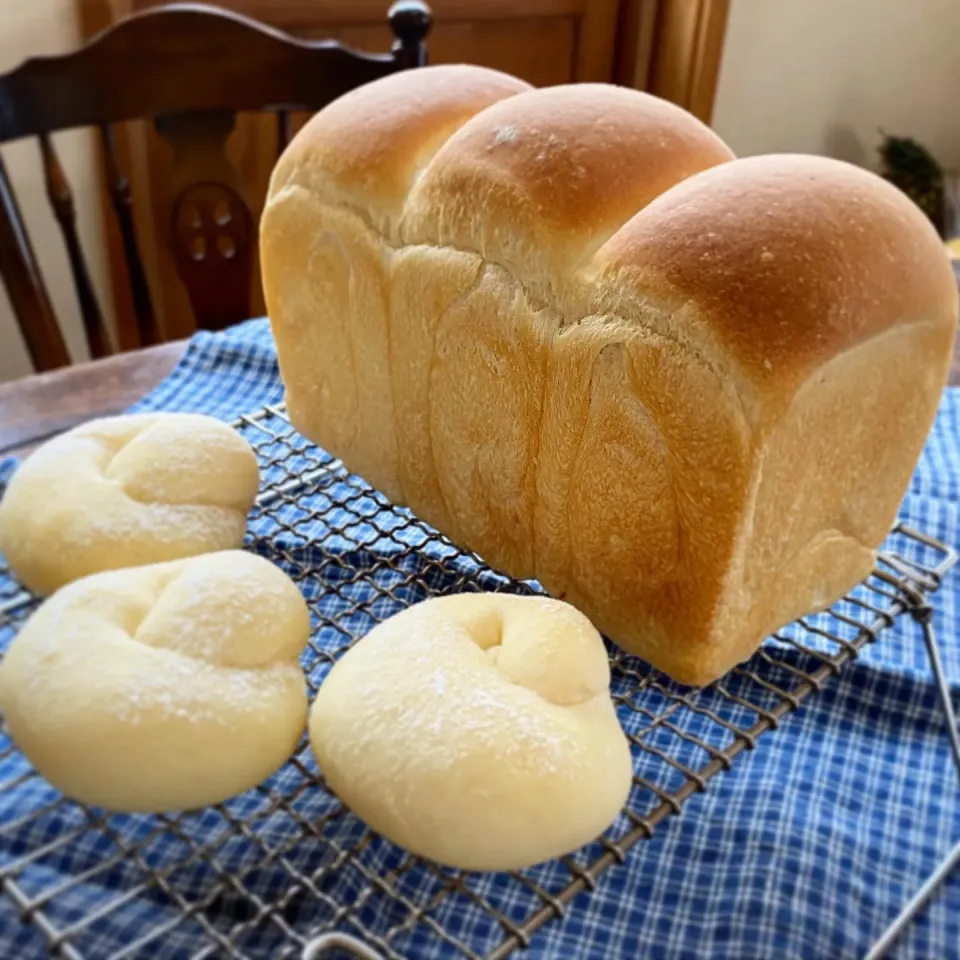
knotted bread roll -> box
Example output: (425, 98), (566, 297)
(262, 65), (958, 686)
(309, 593), (632, 871)
(0, 551), (308, 812)
(0, 413), (259, 595)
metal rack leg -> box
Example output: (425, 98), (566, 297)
(919, 603), (960, 776)
(302, 931), (387, 960)
(864, 595), (960, 960)
(864, 839), (960, 960)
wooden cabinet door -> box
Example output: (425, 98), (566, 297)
(163, 1), (622, 85)
(87, 0), (623, 345)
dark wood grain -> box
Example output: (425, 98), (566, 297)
(0, 340), (185, 459)
(39, 133), (113, 359)
(100, 122), (159, 347)
(0, 5), (419, 140)
(0, 155), (70, 371)
(0, 1), (431, 370)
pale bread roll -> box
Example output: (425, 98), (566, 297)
(0, 551), (309, 812)
(0, 413), (260, 595)
(309, 593), (632, 871)
(262, 65), (958, 686)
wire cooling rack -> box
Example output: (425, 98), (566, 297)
(0, 403), (956, 960)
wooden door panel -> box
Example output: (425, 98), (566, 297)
(314, 18), (577, 88)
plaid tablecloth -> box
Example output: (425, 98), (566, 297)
(1, 317), (959, 960)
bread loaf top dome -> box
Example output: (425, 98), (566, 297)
(267, 64), (956, 426)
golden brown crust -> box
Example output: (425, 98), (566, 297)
(596, 154), (959, 407)
(401, 84), (735, 284)
(262, 67), (958, 686)
(268, 64), (532, 235)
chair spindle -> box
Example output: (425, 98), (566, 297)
(277, 110), (292, 156)
(0, 153), (70, 371)
(99, 124), (159, 347)
(38, 133), (112, 359)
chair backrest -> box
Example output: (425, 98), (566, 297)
(0, 1), (431, 371)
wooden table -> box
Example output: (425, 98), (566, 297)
(0, 340), (186, 458)
(0, 322), (958, 462)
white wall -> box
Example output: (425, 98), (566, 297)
(712, 0), (960, 171)
(0, 0), (110, 381)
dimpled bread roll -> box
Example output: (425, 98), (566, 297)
(262, 65), (958, 687)
(0, 413), (260, 595)
(309, 593), (632, 871)
(0, 551), (309, 812)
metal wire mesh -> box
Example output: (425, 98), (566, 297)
(0, 403), (955, 960)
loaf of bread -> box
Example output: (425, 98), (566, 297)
(261, 65), (958, 686)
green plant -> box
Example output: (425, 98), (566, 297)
(878, 133), (946, 236)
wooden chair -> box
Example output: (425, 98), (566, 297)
(0, 1), (431, 372)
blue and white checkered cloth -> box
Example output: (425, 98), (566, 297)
(1, 317), (959, 960)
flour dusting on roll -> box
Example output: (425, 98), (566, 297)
(0, 551), (308, 812)
(0, 413), (260, 595)
(309, 593), (632, 871)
